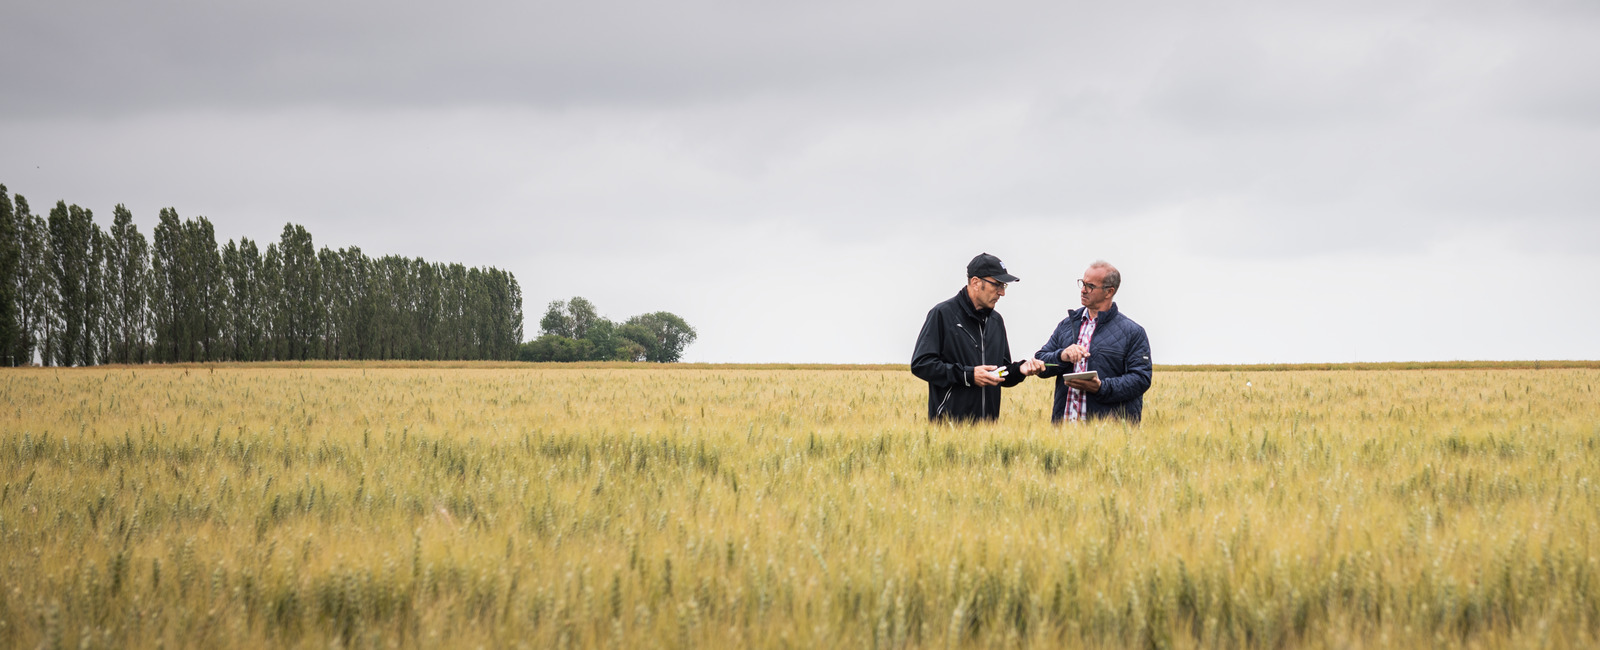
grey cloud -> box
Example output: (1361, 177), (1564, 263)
(10, 0), (1597, 123)
(4, 0), (1090, 116)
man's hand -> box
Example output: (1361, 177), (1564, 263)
(974, 365), (1003, 386)
(1065, 374), (1101, 393)
(1019, 359), (1045, 376)
(1059, 344), (1089, 364)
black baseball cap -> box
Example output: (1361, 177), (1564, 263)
(967, 253), (1019, 283)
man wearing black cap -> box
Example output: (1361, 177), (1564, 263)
(911, 253), (1046, 421)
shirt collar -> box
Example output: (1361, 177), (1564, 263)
(1076, 302), (1117, 323)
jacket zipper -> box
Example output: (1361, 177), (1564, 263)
(979, 321), (987, 415)
(957, 318), (990, 415)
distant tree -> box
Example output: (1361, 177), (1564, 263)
(148, 209), (223, 362)
(360, 254), (387, 359)
(614, 323), (654, 362)
(44, 202), (71, 364)
(339, 247), (371, 360)
(538, 296), (621, 361)
(567, 297), (601, 340)
(540, 299), (574, 339)
(0, 185), (18, 365)
(87, 220), (110, 364)
(438, 263), (468, 359)
(47, 201), (98, 366)
(483, 267), (522, 360)
(319, 246), (368, 360)
(377, 257), (400, 359)
(105, 205), (150, 363)
(317, 247), (344, 359)
(3, 182), (524, 365)
(11, 196), (52, 365)
(186, 217), (224, 361)
(365, 254), (427, 360)
(222, 238), (264, 361)
(416, 259), (442, 359)
(148, 208), (184, 362)
(260, 242), (285, 360)
(381, 257), (415, 359)
(528, 298), (693, 362)
(624, 311), (697, 362)
(277, 224), (320, 360)
(404, 257), (431, 360)
(581, 318), (622, 361)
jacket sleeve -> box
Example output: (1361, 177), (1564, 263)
(1034, 319), (1071, 378)
(1000, 360), (1027, 387)
(911, 308), (968, 388)
(1095, 324), (1151, 404)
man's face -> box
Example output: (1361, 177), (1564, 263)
(968, 276), (1006, 310)
(1079, 266), (1114, 310)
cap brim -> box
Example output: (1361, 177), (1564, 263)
(995, 272), (1020, 283)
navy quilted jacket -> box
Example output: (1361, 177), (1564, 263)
(1033, 303), (1152, 422)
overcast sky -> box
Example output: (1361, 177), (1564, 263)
(4, 0), (1597, 363)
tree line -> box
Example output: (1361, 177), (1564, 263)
(0, 184), (523, 366)
(522, 297), (696, 362)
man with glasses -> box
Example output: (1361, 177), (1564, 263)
(912, 253), (1046, 421)
(1034, 260), (1152, 422)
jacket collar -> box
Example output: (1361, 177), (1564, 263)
(1070, 302), (1119, 324)
(956, 287), (993, 322)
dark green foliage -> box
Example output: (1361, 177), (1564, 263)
(148, 208), (183, 362)
(624, 311), (697, 363)
(8, 195), (51, 365)
(566, 297), (601, 339)
(439, 263), (470, 359)
(2, 182), (523, 365)
(614, 323), (655, 362)
(104, 205), (150, 364)
(277, 224), (320, 361)
(478, 267), (522, 360)
(539, 299), (574, 339)
(519, 334), (593, 362)
(261, 243), (285, 360)
(318, 246), (366, 360)
(88, 220), (111, 364)
(46, 201), (100, 366)
(523, 297), (693, 362)
(0, 185), (18, 365)
(251, 248), (520, 362)
(191, 217), (225, 361)
(581, 318), (624, 362)
(149, 210), (223, 362)
(222, 238), (265, 361)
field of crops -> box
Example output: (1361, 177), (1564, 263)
(2, 365), (1598, 648)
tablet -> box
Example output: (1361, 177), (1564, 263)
(1061, 370), (1098, 381)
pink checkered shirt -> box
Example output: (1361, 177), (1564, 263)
(1065, 313), (1098, 422)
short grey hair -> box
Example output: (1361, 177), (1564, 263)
(1090, 260), (1121, 290)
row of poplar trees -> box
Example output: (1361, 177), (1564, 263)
(0, 184), (523, 366)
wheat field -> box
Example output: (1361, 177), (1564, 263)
(1, 365), (1598, 648)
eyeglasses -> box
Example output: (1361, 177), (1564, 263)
(1078, 279), (1109, 292)
(978, 277), (1008, 291)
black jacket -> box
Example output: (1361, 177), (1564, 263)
(1033, 302), (1151, 422)
(911, 288), (1027, 421)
